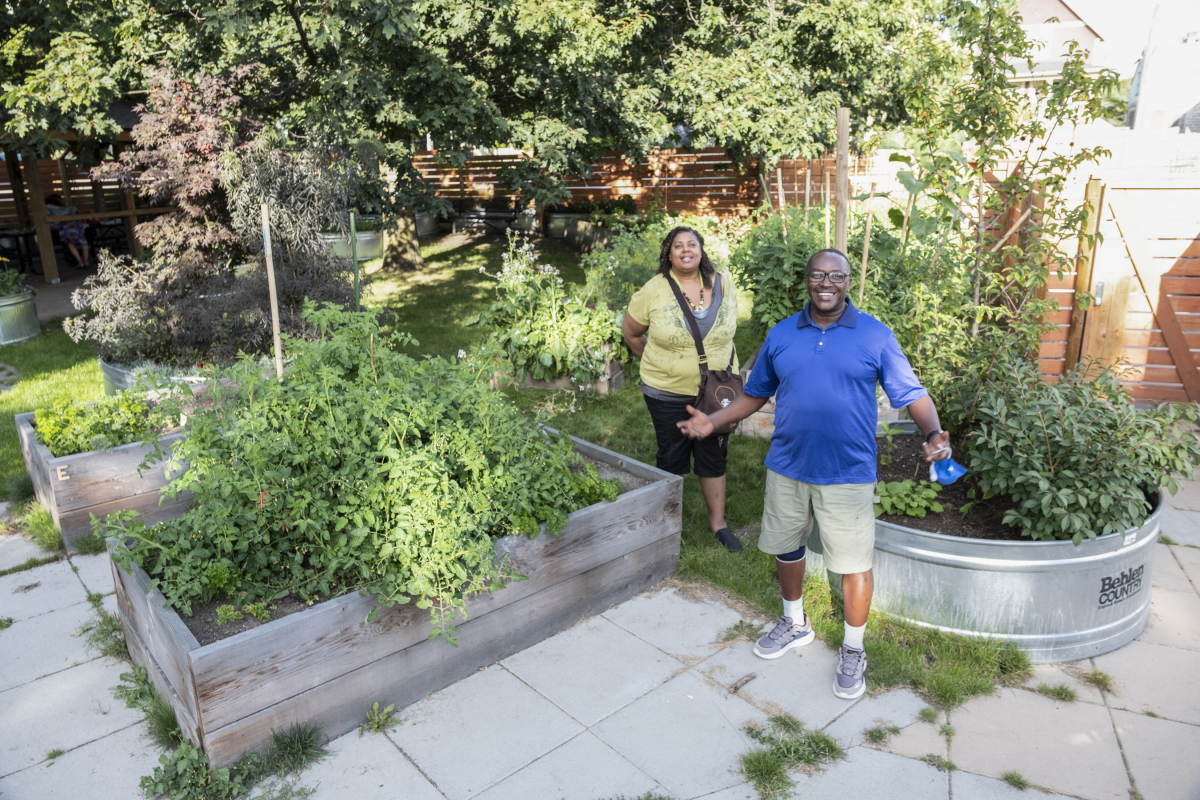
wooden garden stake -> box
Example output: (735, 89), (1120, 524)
(858, 182), (876, 306)
(804, 164), (811, 223)
(824, 170), (831, 249)
(350, 210), (360, 312)
(1064, 178), (1104, 371)
(261, 203), (284, 381)
(776, 167), (788, 238)
(835, 107), (849, 252)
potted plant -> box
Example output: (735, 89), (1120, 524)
(102, 306), (682, 765)
(0, 264), (39, 345)
(319, 215), (385, 261)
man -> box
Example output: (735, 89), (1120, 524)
(678, 249), (951, 699)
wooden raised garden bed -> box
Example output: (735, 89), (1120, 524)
(17, 412), (191, 553)
(111, 435), (682, 767)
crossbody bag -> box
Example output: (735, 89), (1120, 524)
(666, 274), (744, 435)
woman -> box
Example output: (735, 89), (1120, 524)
(45, 195), (90, 269)
(623, 226), (742, 552)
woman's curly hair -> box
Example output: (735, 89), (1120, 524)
(658, 226), (716, 288)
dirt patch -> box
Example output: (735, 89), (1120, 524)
(875, 435), (1025, 541)
(182, 594), (324, 646)
(581, 453), (653, 494)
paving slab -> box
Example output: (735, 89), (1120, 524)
(501, 616), (683, 726)
(70, 552), (115, 597)
(0, 658), (144, 777)
(1170, 544), (1200, 591)
(1158, 508), (1200, 547)
(388, 665), (583, 800)
(1137, 586), (1200, 651)
(1111, 708), (1200, 800)
(952, 769), (1070, 798)
(0, 601), (99, 692)
(1166, 480), (1200, 512)
(694, 783), (758, 799)
(1094, 639), (1200, 725)
(0, 722), (159, 800)
(295, 729), (442, 800)
(694, 639), (855, 729)
(1152, 543), (1194, 594)
(951, 687), (1129, 800)
(790, 745), (948, 799)
(473, 732), (665, 800)
(1022, 663), (1104, 706)
(603, 587), (746, 664)
(0, 560), (87, 622)
(822, 689), (928, 749)
(0, 534), (45, 572)
(876, 713), (947, 762)
(592, 670), (767, 800)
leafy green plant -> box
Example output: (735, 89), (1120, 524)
(33, 393), (164, 458)
(359, 702), (398, 736)
(73, 532), (107, 555)
(216, 605), (244, 625)
(103, 305), (620, 645)
(142, 741), (248, 800)
(741, 715), (845, 799)
(967, 361), (1200, 543)
(244, 602), (272, 621)
(922, 754), (957, 772)
(83, 594), (128, 661)
(863, 724), (901, 746)
(468, 232), (630, 386)
(878, 422), (900, 466)
(115, 667), (186, 750)
(939, 723), (955, 740)
(874, 480), (943, 518)
(918, 707), (939, 724)
(0, 617), (12, 630)
(0, 268), (30, 298)
(19, 501), (62, 551)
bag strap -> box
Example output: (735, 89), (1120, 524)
(666, 274), (710, 372)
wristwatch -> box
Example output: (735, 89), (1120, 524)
(924, 428), (945, 444)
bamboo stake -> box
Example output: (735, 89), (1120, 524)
(805, 164), (811, 223)
(858, 182), (876, 306)
(776, 167), (788, 238)
(350, 210), (359, 312)
(835, 107), (849, 252)
(824, 170), (831, 249)
(899, 192), (915, 251)
(261, 203), (284, 381)
(972, 183), (983, 338)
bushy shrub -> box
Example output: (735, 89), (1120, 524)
(105, 305), (620, 643)
(0, 268), (30, 298)
(470, 234), (629, 385)
(34, 393), (167, 457)
(966, 361), (1200, 543)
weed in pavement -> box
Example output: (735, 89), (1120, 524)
(83, 594), (129, 661)
(115, 667), (184, 750)
(1145, 710), (1159, 718)
(1160, 534), (1179, 546)
(863, 724), (901, 746)
(45, 748), (64, 760)
(597, 794), (675, 800)
(1036, 683), (1078, 702)
(918, 707), (939, 724)
(922, 754), (957, 772)
(86, 591), (103, 604)
(19, 501), (61, 551)
(723, 620), (765, 642)
(741, 714), (845, 799)
(939, 723), (955, 740)
(1002, 770), (1031, 790)
(359, 701), (399, 736)
(0, 616), (11, 629)
(0, 554), (59, 578)
(265, 723), (328, 776)
(1082, 668), (1113, 693)
(7, 472), (34, 503)
(530, 381), (1032, 708)
(73, 532), (107, 555)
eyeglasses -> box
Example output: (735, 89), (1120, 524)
(806, 271), (848, 285)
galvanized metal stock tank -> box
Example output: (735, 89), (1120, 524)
(810, 427), (1162, 663)
(0, 290), (40, 345)
(99, 359), (209, 397)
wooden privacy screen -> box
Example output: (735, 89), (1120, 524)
(0, 155), (127, 228)
(1041, 186), (1200, 403)
(412, 148), (872, 218)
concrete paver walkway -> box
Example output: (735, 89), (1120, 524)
(2, 490), (1199, 799)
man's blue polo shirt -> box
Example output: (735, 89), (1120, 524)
(744, 300), (927, 485)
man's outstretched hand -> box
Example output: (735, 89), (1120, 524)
(677, 405), (715, 440)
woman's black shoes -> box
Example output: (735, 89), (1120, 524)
(714, 527), (742, 553)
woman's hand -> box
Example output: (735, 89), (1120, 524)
(622, 312), (648, 360)
(677, 405), (715, 440)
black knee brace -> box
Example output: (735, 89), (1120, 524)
(776, 546), (806, 563)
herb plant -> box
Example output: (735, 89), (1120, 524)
(105, 305), (620, 644)
(34, 393), (165, 457)
(967, 361), (1200, 543)
(874, 480), (944, 518)
(0, 268), (30, 298)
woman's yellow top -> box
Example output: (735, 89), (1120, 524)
(627, 271), (739, 396)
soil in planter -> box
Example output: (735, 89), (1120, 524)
(177, 454), (645, 646)
(875, 435), (1023, 541)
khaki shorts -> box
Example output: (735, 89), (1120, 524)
(758, 470), (876, 575)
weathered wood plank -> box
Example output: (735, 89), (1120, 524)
(191, 476), (681, 731)
(201, 532), (680, 766)
(112, 555), (202, 723)
(59, 489), (193, 549)
(119, 608), (203, 747)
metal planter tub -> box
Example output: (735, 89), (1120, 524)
(414, 211), (439, 237)
(0, 290), (40, 345)
(814, 495), (1162, 663)
(320, 229), (385, 261)
(100, 359), (209, 397)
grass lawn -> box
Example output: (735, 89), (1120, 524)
(0, 321), (104, 500)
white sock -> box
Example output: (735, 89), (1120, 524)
(844, 621), (866, 651)
(783, 596), (804, 624)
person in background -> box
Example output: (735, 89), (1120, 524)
(677, 248), (952, 699)
(44, 194), (90, 269)
(622, 226), (744, 553)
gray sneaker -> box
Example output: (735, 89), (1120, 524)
(753, 615), (814, 659)
(833, 645), (867, 699)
